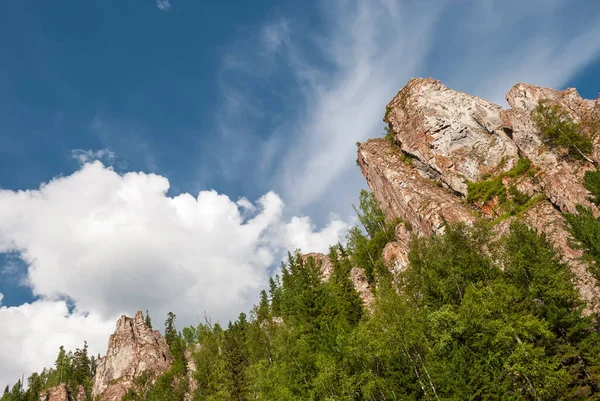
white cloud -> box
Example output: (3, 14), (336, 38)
(277, 216), (350, 254)
(0, 300), (115, 390)
(0, 162), (348, 387)
(156, 0), (171, 11)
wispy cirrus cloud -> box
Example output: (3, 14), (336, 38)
(71, 148), (116, 166)
(156, 0), (171, 12)
(214, 0), (600, 223)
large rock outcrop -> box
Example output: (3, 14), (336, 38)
(360, 78), (600, 310)
(91, 311), (173, 401)
(384, 78), (519, 195)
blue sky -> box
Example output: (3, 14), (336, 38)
(0, 0), (600, 387)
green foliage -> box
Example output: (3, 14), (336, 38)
(532, 99), (593, 160)
(383, 126), (395, 145)
(384, 105), (391, 120)
(565, 205), (600, 281)
(164, 312), (186, 375)
(584, 170), (600, 205)
(328, 244), (364, 326)
(466, 175), (507, 204)
(506, 156), (533, 177)
(133, 370), (188, 401)
(466, 157), (543, 220)
(347, 190), (397, 284)
(404, 222), (498, 307)
(467, 157), (533, 204)
(144, 310), (152, 329)
(222, 315), (249, 401)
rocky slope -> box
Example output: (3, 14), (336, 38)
(360, 77), (600, 310)
(91, 311), (173, 401)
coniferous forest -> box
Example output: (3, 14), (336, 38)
(4, 188), (600, 400)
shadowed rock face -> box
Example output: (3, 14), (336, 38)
(91, 311), (173, 401)
(360, 78), (600, 311)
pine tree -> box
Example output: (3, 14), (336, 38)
(53, 346), (68, 386)
(222, 315), (249, 401)
(268, 277), (281, 316)
(9, 380), (24, 401)
(328, 245), (364, 326)
(25, 372), (42, 401)
(71, 341), (91, 394)
(257, 290), (269, 322)
(145, 310), (152, 329)
(164, 312), (186, 374)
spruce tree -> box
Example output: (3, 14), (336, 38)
(164, 312), (186, 374)
(222, 315), (249, 401)
(145, 310), (152, 329)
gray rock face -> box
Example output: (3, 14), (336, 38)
(385, 78), (519, 195)
(91, 311), (173, 401)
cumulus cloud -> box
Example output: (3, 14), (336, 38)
(277, 216), (351, 254)
(0, 161), (348, 387)
(156, 0), (171, 12)
(0, 299), (115, 390)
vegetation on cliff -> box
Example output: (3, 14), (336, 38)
(532, 99), (593, 161)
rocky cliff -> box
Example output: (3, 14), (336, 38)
(359, 77), (600, 310)
(91, 311), (173, 401)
